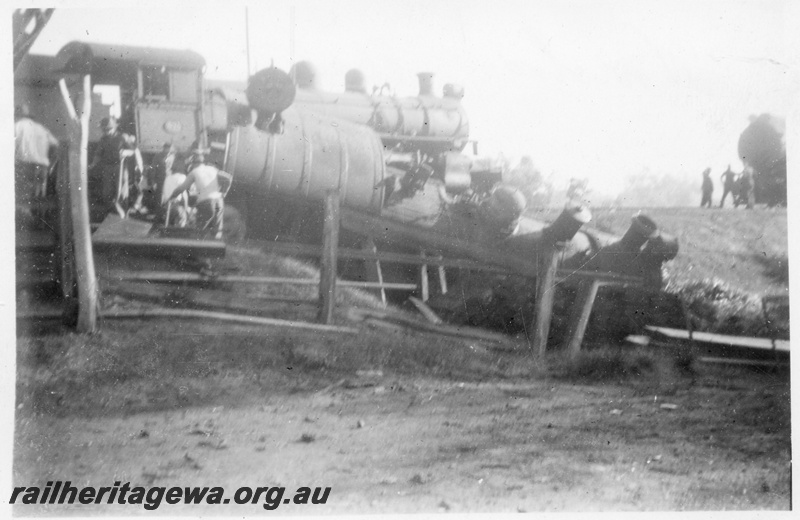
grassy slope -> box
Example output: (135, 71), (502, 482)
(587, 207), (788, 297)
(530, 206), (788, 297)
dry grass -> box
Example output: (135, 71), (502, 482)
(585, 207), (788, 297)
(16, 317), (541, 418)
(209, 246), (386, 309)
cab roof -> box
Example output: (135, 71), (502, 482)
(56, 41), (205, 79)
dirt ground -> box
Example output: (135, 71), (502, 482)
(13, 318), (790, 515)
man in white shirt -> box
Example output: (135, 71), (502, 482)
(15, 103), (58, 207)
(165, 148), (231, 239)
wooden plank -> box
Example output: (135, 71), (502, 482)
(93, 236), (226, 258)
(531, 247), (559, 357)
(340, 207), (539, 277)
(408, 296), (443, 324)
(318, 190), (340, 324)
(258, 240), (508, 271)
(346, 307), (513, 345)
(257, 239), (642, 285)
(92, 213), (153, 239)
(645, 326), (790, 352)
(363, 317), (407, 333)
(105, 271), (418, 290)
(102, 307), (359, 334)
(562, 279), (601, 358)
(556, 269), (643, 285)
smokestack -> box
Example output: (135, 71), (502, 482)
(345, 68), (367, 93)
(290, 61), (319, 90)
(417, 72), (434, 96)
(619, 215), (658, 251)
(443, 83), (464, 100)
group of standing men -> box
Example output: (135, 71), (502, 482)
(88, 115), (230, 239)
(700, 165), (755, 209)
(15, 105), (230, 240)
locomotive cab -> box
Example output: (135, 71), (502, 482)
(56, 41), (207, 157)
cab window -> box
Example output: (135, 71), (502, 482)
(142, 65), (169, 100)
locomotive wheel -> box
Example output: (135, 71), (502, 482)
(222, 205), (247, 245)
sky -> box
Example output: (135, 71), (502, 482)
(24, 0), (798, 196)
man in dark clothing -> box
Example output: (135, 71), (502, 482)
(700, 168), (713, 208)
(719, 165), (738, 208)
(89, 116), (126, 217)
(120, 133), (144, 215)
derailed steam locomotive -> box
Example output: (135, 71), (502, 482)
(34, 42), (680, 342)
(206, 60), (680, 340)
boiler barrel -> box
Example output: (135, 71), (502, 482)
(293, 90), (469, 149)
(224, 107), (386, 213)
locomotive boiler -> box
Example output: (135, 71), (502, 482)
(203, 61), (478, 240)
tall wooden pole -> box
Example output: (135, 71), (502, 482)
(59, 75), (97, 332)
(318, 190), (340, 324)
(56, 143), (74, 299)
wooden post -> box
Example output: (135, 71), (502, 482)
(318, 190), (340, 324)
(680, 297), (694, 342)
(419, 250), (429, 302)
(562, 279), (601, 359)
(56, 143), (75, 299)
(362, 237), (387, 306)
(436, 256), (448, 295)
(59, 75), (97, 333)
(531, 244), (561, 357)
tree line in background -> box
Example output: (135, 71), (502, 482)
(494, 113), (786, 210)
(498, 155), (697, 209)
